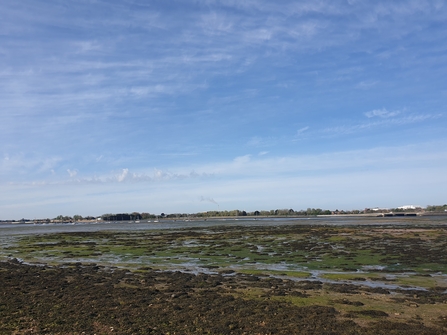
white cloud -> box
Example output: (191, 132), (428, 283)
(321, 110), (442, 137)
(356, 80), (378, 89)
(0, 153), (61, 177)
(129, 84), (173, 97)
(233, 155), (251, 164)
(7, 140), (447, 188)
(74, 40), (103, 54)
(117, 168), (128, 182)
(2, 144), (446, 218)
(364, 108), (400, 118)
(296, 126), (309, 135)
(243, 28), (273, 42)
(0, 1), (446, 219)
(247, 136), (277, 147)
(200, 11), (234, 35)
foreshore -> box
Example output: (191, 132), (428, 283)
(1, 259), (446, 334)
(1, 219), (447, 334)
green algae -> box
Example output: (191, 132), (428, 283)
(2, 224), (447, 290)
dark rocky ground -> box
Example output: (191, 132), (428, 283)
(1, 259), (446, 335)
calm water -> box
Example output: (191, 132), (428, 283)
(1, 215), (446, 236)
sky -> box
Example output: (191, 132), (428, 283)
(1, 0), (447, 219)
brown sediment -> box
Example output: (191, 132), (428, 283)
(1, 259), (446, 335)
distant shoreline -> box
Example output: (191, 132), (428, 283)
(2, 211), (447, 225)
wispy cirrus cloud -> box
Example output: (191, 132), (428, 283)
(1, 137), (447, 219)
(296, 126), (310, 135)
(4, 168), (212, 187)
(247, 136), (278, 148)
(1, 1), (446, 218)
(0, 153), (62, 178)
(356, 80), (379, 89)
(324, 111), (442, 136)
(364, 108), (401, 118)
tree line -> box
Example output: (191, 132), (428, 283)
(9, 205), (444, 223)
(100, 208), (334, 221)
(426, 204), (447, 212)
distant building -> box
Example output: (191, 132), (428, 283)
(397, 205), (421, 210)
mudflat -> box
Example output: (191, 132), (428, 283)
(1, 220), (447, 334)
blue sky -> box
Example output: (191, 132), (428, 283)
(1, 0), (447, 219)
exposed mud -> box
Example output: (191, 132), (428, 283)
(1, 260), (446, 335)
(2, 221), (447, 334)
(4, 224), (447, 291)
